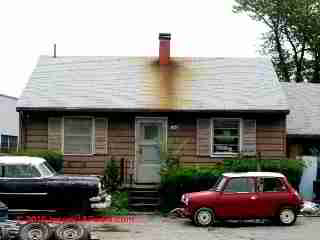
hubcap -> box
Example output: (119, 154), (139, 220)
(197, 210), (212, 225)
(280, 209), (295, 224)
(62, 226), (82, 240)
(28, 228), (43, 240)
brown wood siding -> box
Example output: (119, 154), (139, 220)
(256, 117), (286, 158)
(24, 116), (48, 150)
(21, 112), (287, 181)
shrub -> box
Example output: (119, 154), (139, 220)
(103, 156), (120, 191)
(159, 166), (223, 212)
(10, 149), (64, 172)
(224, 157), (305, 189)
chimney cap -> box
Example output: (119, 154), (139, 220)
(159, 33), (171, 40)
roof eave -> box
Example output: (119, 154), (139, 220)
(16, 107), (290, 115)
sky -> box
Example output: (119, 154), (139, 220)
(0, 0), (267, 98)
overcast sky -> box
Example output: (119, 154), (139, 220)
(0, 0), (267, 98)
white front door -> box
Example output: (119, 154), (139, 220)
(136, 118), (167, 183)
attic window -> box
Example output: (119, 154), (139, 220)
(63, 118), (94, 155)
(211, 119), (241, 156)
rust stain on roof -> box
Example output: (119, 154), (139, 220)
(146, 59), (193, 109)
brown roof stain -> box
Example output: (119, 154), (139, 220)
(147, 59), (193, 109)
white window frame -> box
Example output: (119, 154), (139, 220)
(62, 116), (95, 156)
(210, 118), (242, 157)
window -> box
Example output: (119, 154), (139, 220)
(0, 135), (17, 151)
(223, 177), (255, 193)
(212, 119), (240, 155)
(258, 177), (287, 192)
(64, 118), (93, 154)
(3, 165), (41, 178)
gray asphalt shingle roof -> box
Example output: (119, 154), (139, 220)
(281, 82), (320, 136)
(17, 56), (288, 112)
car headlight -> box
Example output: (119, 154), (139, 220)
(181, 194), (189, 206)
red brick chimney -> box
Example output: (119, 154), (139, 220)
(159, 33), (171, 65)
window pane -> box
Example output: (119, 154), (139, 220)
(259, 177), (287, 192)
(224, 178), (254, 192)
(64, 118), (92, 154)
(212, 119), (240, 154)
(1, 135), (9, 150)
(144, 125), (159, 140)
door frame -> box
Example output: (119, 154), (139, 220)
(134, 117), (168, 183)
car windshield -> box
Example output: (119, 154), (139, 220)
(210, 176), (226, 191)
(37, 162), (56, 177)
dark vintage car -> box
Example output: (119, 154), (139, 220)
(181, 172), (303, 227)
(0, 156), (110, 212)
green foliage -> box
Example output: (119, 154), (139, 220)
(233, 0), (320, 83)
(224, 157), (305, 189)
(159, 166), (223, 212)
(103, 157), (120, 191)
(111, 191), (129, 210)
(10, 149), (64, 172)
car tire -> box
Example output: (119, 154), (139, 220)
(54, 223), (89, 240)
(18, 223), (52, 240)
(193, 208), (215, 227)
(277, 207), (297, 226)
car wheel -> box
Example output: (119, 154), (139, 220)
(18, 223), (52, 240)
(54, 223), (89, 240)
(278, 207), (297, 226)
(193, 208), (215, 227)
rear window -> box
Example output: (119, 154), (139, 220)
(258, 177), (287, 192)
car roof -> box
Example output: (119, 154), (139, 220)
(0, 156), (45, 165)
(223, 172), (285, 178)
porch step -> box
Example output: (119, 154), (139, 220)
(128, 186), (160, 212)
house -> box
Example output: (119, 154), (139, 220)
(281, 82), (320, 159)
(17, 33), (289, 184)
(281, 82), (320, 200)
(0, 94), (19, 151)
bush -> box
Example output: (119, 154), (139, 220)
(224, 157), (305, 189)
(159, 166), (223, 212)
(10, 149), (64, 172)
(103, 156), (120, 191)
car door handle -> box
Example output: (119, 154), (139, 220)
(250, 196), (258, 200)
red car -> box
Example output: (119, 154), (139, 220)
(181, 172), (303, 227)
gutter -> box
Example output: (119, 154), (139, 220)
(16, 107), (290, 115)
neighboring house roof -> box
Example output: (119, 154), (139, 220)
(0, 94), (18, 100)
(17, 56), (289, 113)
(281, 82), (320, 137)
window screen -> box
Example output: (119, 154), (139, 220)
(64, 118), (93, 154)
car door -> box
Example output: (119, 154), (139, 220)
(0, 164), (48, 210)
(216, 177), (259, 219)
(256, 177), (290, 217)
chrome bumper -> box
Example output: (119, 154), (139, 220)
(89, 192), (111, 209)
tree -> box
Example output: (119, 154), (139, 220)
(233, 0), (320, 83)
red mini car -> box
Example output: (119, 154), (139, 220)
(181, 172), (303, 227)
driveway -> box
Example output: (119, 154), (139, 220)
(91, 215), (319, 240)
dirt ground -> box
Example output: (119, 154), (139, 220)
(90, 215), (320, 240)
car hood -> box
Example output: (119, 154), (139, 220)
(187, 190), (219, 200)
